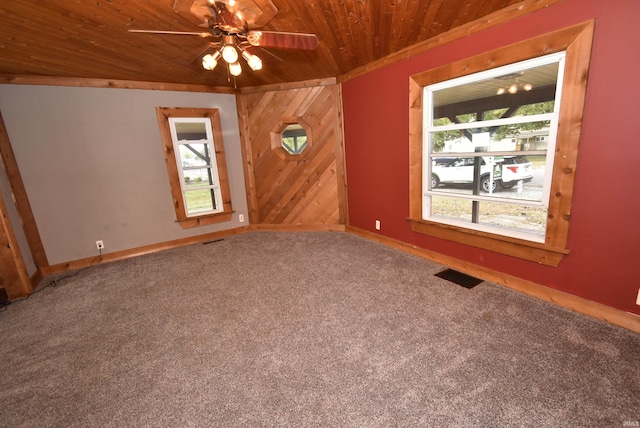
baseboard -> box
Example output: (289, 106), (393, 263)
(249, 224), (345, 232)
(35, 223), (639, 333)
(41, 226), (252, 276)
(346, 226), (640, 334)
(29, 269), (43, 290)
(39, 224), (343, 276)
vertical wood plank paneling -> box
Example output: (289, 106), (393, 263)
(240, 84), (345, 226)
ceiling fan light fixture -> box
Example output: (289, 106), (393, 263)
(221, 44), (239, 63)
(242, 50), (263, 71)
(202, 51), (221, 71)
(130, 1), (319, 82)
(229, 61), (242, 76)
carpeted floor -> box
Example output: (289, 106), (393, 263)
(0, 231), (638, 427)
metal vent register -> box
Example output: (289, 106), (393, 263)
(435, 269), (483, 289)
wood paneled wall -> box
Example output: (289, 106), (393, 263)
(237, 84), (347, 227)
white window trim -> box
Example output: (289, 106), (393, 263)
(168, 117), (224, 217)
(421, 52), (567, 243)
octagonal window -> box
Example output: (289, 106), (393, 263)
(281, 124), (308, 154)
(270, 117), (312, 161)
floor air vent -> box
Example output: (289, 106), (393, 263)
(435, 269), (483, 289)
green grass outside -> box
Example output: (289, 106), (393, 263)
(184, 181), (215, 214)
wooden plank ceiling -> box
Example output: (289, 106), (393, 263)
(0, 0), (533, 89)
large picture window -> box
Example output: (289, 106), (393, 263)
(408, 22), (594, 266)
(423, 53), (565, 243)
(156, 108), (233, 228)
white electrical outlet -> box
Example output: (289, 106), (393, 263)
(96, 240), (104, 250)
(636, 288), (640, 306)
(375, 220), (381, 230)
(239, 214), (245, 223)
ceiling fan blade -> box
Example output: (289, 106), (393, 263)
(246, 31), (318, 50)
(128, 29), (211, 37)
(247, 46), (283, 67)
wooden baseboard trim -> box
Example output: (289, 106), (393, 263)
(249, 224), (345, 232)
(35, 223), (638, 333)
(41, 226), (251, 276)
(39, 224), (343, 277)
(29, 269), (43, 290)
(346, 226), (640, 334)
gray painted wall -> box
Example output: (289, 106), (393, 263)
(0, 84), (247, 265)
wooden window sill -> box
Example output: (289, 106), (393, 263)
(177, 211), (234, 229)
(407, 218), (569, 267)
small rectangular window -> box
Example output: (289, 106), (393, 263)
(156, 108), (233, 228)
(169, 118), (223, 217)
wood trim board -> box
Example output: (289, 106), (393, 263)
(41, 226), (252, 276)
(346, 225), (640, 334)
(35, 224), (640, 334)
(0, 76), (237, 94)
(0, 112), (48, 269)
(41, 224), (344, 276)
(338, 0), (568, 83)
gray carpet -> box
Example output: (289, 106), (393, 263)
(0, 231), (638, 427)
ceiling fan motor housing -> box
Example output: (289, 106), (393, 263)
(210, 1), (248, 34)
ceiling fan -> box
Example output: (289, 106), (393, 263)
(129, 0), (319, 77)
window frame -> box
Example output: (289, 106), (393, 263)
(422, 52), (565, 243)
(156, 107), (233, 228)
(408, 21), (594, 266)
(269, 116), (313, 162)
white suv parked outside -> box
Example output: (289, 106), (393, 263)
(431, 155), (533, 192)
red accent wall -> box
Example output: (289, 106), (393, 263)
(342, 0), (640, 315)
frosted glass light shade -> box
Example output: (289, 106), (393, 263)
(221, 45), (239, 63)
(229, 62), (242, 76)
(201, 51), (221, 70)
(242, 51), (263, 71)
